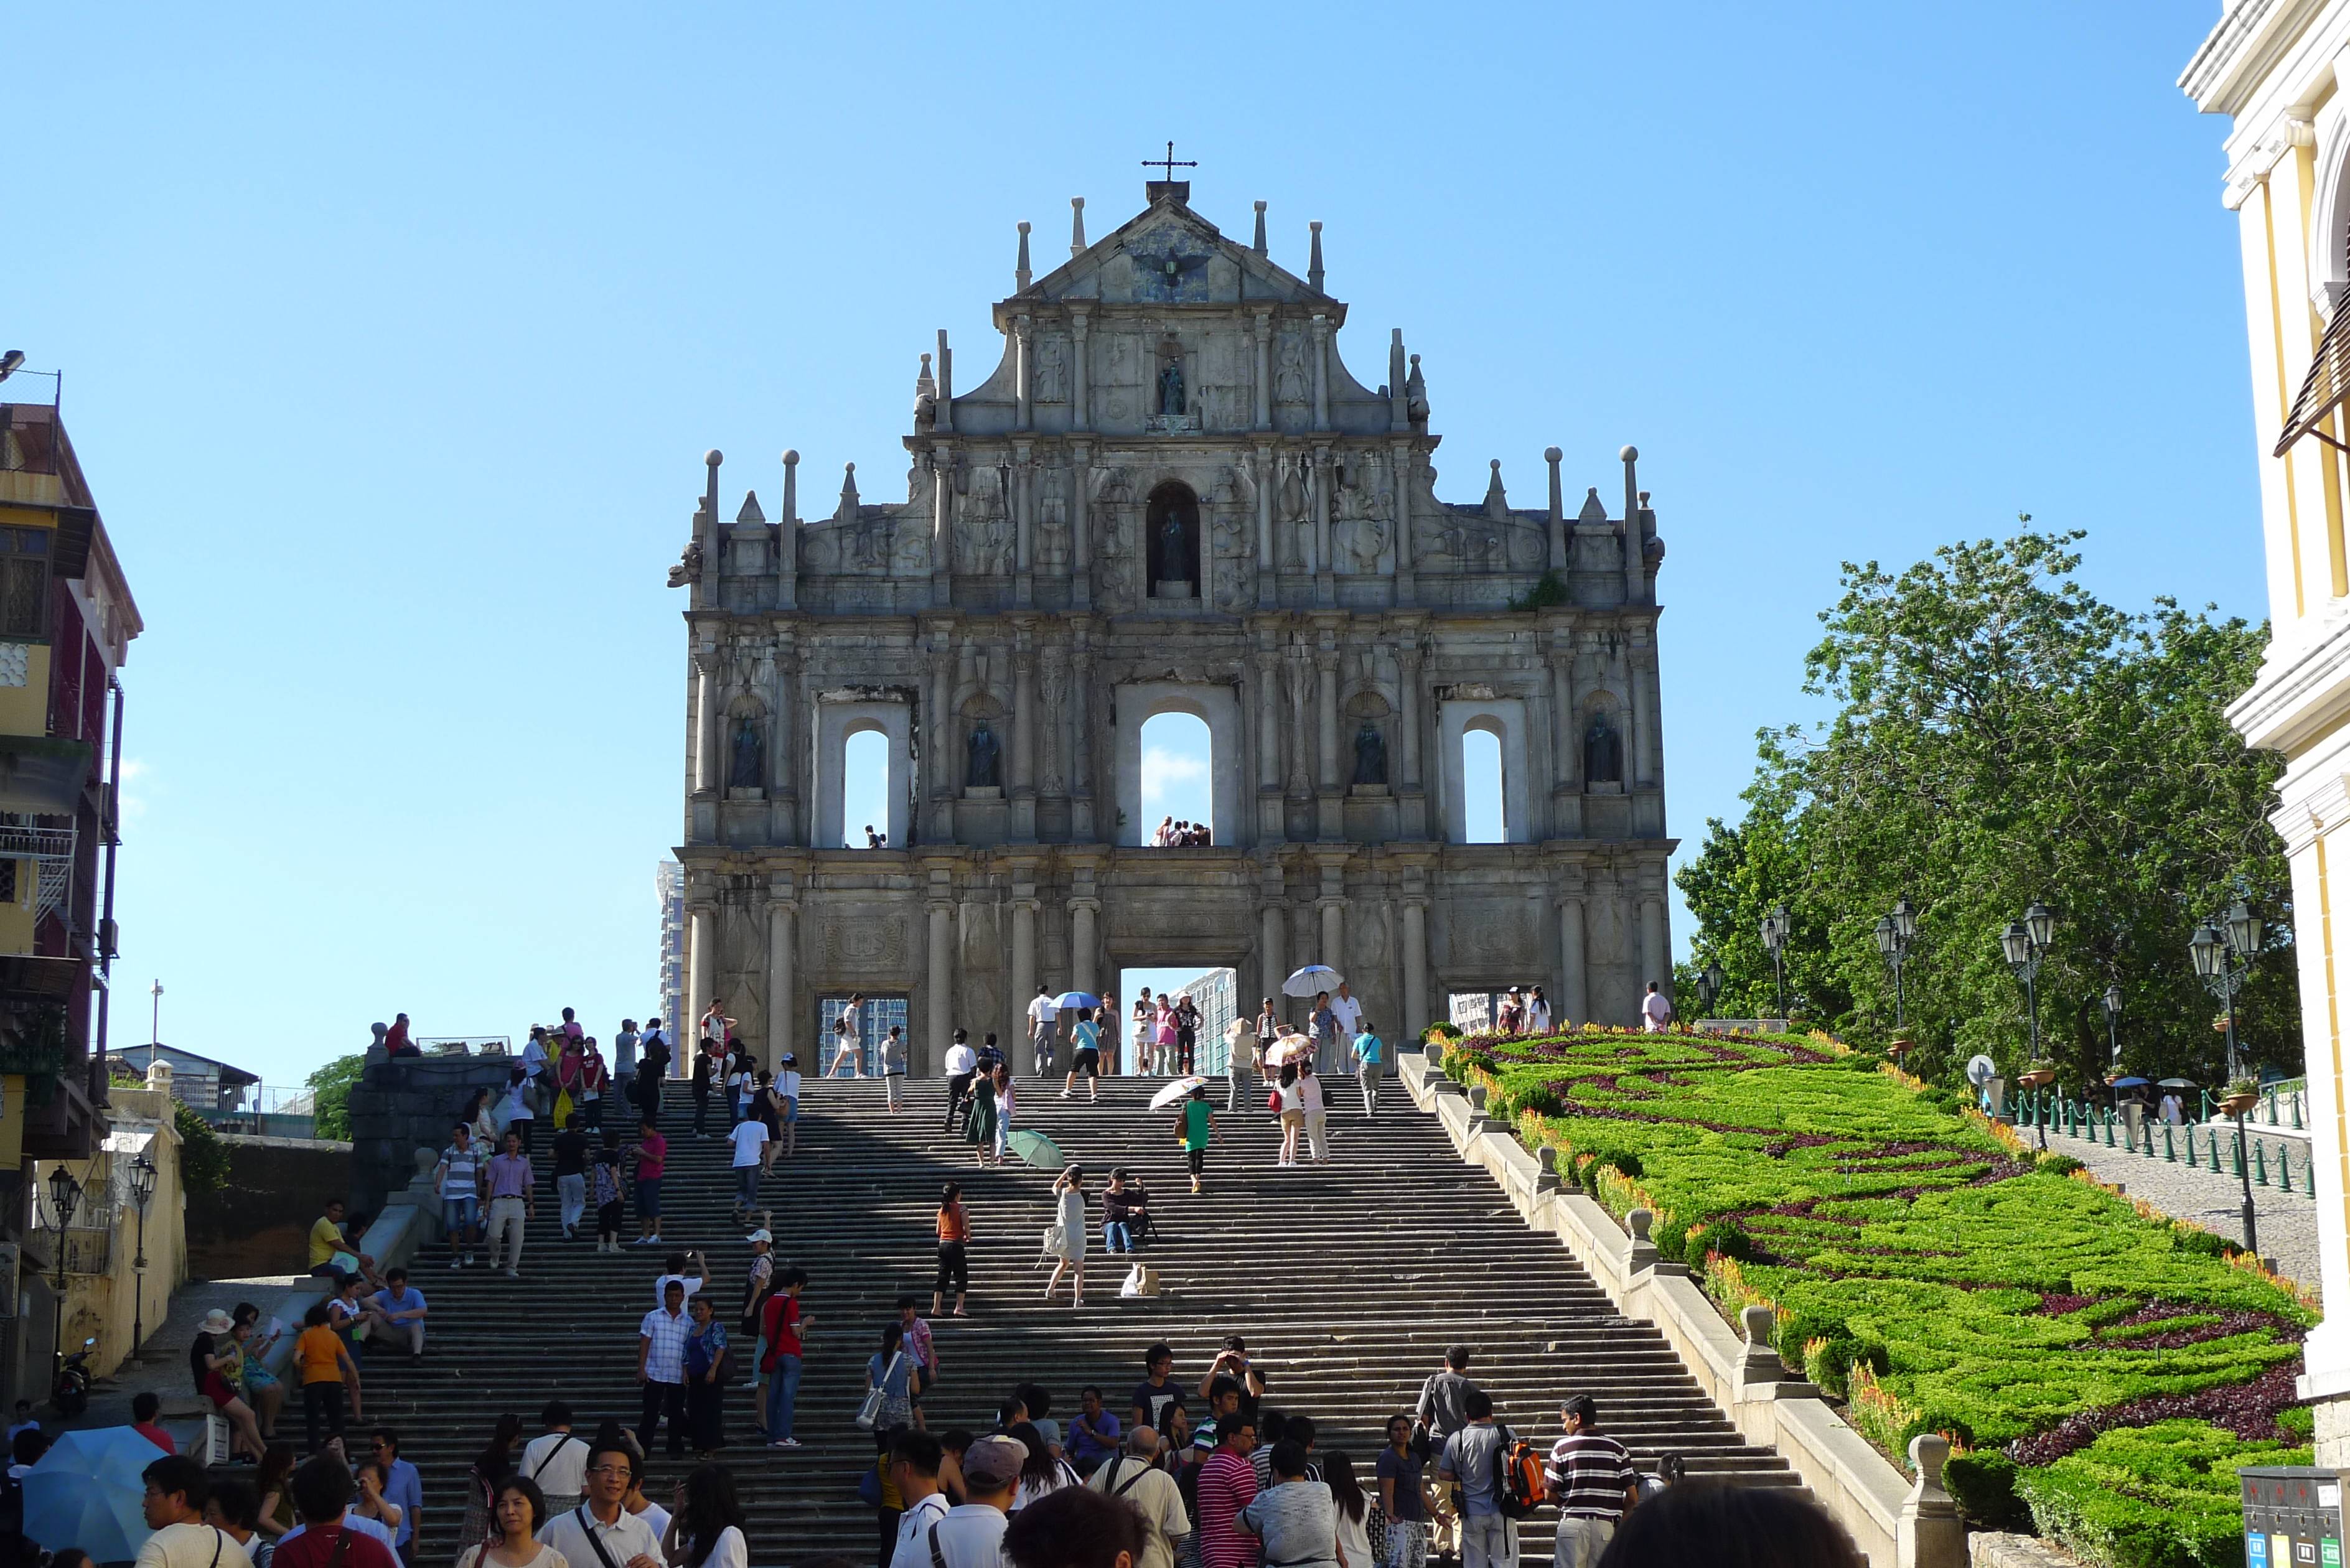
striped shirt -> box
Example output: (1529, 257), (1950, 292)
(1545, 1432), (1635, 1519)
(438, 1144), (480, 1199)
(1195, 1449), (1261, 1568)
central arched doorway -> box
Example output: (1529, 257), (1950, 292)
(1146, 482), (1201, 598)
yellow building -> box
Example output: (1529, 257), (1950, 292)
(0, 383), (143, 1412)
(2186, 1), (2350, 1463)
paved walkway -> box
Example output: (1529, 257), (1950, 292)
(24, 1272), (299, 1452)
(2045, 1124), (2321, 1299)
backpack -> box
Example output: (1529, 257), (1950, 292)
(1496, 1427), (1546, 1521)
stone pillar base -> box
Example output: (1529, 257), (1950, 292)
(2313, 1389), (2350, 1468)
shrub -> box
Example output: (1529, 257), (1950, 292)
(2039, 1153), (2086, 1175)
(2018, 1419), (2310, 1568)
(1944, 1450), (2031, 1533)
(307, 1052), (365, 1141)
(173, 1099), (230, 1197)
(1687, 1220), (1753, 1264)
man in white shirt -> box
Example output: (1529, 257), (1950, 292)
(727, 1114), (768, 1221)
(943, 1029), (980, 1132)
(887, 1430), (955, 1568)
(1641, 982), (1674, 1033)
(137, 1456), (256, 1568)
(637, 1281), (693, 1458)
(1084, 1426), (1192, 1568)
(1327, 983), (1364, 1042)
(541, 1435), (663, 1568)
(923, 1434), (1023, 1568)
(519, 1401), (589, 1518)
(651, 1250), (706, 1307)
(1027, 987), (1060, 1076)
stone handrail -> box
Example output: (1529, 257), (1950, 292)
(1399, 1050), (1962, 1568)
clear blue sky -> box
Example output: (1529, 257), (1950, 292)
(10, 4), (2259, 1086)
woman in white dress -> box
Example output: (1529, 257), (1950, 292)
(828, 1005), (864, 1079)
(661, 1463), (749, 1568)
(1045, 1165), (1087, 1307)
(1131, 995), (1154, 1078)
(457, 1477), (568, 1568)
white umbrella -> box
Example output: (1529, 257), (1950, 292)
(1283, 964), (1342, 998)
(1149, 1075), (1209, 1111)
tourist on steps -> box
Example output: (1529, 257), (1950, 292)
(759, 1267), (810, 1447)
(1435, 1390), (1509, 1568)
(1006, 1487), (1148, 1568)
(775, 1055), (802, 1156)
(924, 1434), (1023, 1568)
(683, 1294), (729, 1457)
(552, 1113), (591, 1241)
(484, 1129), (535, 1278)
(1193, 1410), (1262, 1568)
(499, 1066), (536, 1157)
(460, 1416), (525, 1546)
(1044, 1166), (1088, 1307)
(539, 1430), (663, 1568)
(887, 1430), (952, 1568)
(1179, 1086), (1216, 1195)
(136, 1455), (256, 1568)
(691, 1040), (719, 1137)
(1324, 1452), (1372, 1568)
(662, 1463), (749, 1568)
(1545, 1395), (1637, 1568)
(1131, 1345), (1186, 1438)
(591, 1138), (627, 1253)
(519, 1402), (587, 1520)
(1275, 1064), (1305, 1167)
(453, 1474), (557, 1568)
(943, 1029), (979, 1132)
(1414, 1344), (1478, 1560)
(882, 1024), (909, 1111)
(1237, 1440), (1338, 1568)
(750, 1070), (784, 1170)
(1131, 993), (1155, 1077)
(628, 1117), (667, 1246)
(1062, 1007), (1102, 1101)
(434, 1122), (484, 1267)
(932, 1181), (973, 1317)
(1083, 1425), (1189, 1568)
(1377, 1414), (1448, 1568)
(1029, 985), (1059, 1077)
(829, 997), (866, 1078)
(1351, 1024), (1386, 1118)
(637, 1280), (693, 1458)
(1298, 1062), (1331, 1164)
(1007, 1421), (1081, 1512)
(274, 1455), (399, 1568)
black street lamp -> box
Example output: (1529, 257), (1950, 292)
(1759, 905), (1791, 1020)
(1875, 897), (1917, 1029)
(1694, 958), (1724, 1018)
(2190, 898), (2265, 1255)
(2000, 900), (2055, 1063)
(128, 1154), (156, 1356)
(44, 1165), (81, 1386)
(2103, 984), (2124, 1070)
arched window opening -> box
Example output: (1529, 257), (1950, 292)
(1140, 711), (1214, 846)
(843, 727), (891, 847)
(1461, 726), (1505, 844)
(1146, 482), (1201, 598)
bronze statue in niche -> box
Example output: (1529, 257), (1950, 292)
(1145, 482), (1200, 596)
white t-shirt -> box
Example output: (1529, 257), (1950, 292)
(777, 1070), (802, 1099)
(728, 1121), (770, 1167)
(1029, 994), (1058, 1027)
(1642, 990), (1673, 1022)
(522, 1038), (547, 1076)
(136, 1523), (254, 1568)
(945, 1043), (978, 1075)
(676, 1523), (744, 1568)
(919, 1504), (1009, 1568)
(519, 1430), (589, 1496)
(1328, 994), (1364, 1037)
(731, 1070), (755, 1106)
(631, 1501), (672, 1542)
(1528, 999), (1552, 1032)
(652, 1272), (705, 1306)
(889, 1494), (955, 1568)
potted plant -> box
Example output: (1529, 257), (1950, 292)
(2016, 1062), (2056, 1090)
(2220, 1077), (2260, 1116)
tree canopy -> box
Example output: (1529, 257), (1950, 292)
(1675, 530), (2296, 1090)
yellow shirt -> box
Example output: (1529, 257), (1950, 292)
(296, 1325), (345, 1384)
(308, 1216), (344, 1268)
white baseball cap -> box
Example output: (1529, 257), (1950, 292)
(745, 1229), (772, 1245)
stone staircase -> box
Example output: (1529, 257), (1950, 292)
(362, 1068), (1794, 1565)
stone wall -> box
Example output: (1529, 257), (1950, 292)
(346, 1050), (513, 1217)
(186, 1132), (353, 1280)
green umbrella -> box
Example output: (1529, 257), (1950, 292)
(1004, 1129), (1066, 1170)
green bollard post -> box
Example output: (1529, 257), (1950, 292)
(2186, 1127), (2198, 1168)
(2164, 1124), (2176, 1162)
(2105, 1109), (2117, 1148)
(2279, 1144), (2293, 1195)
(2255, 1141), (2270, 1187)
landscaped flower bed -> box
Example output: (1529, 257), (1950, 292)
(1441, 1026), (2315, 1568)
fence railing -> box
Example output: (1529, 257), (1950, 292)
(2006, 1087), (2319, 1198)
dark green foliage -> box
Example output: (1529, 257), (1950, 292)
(1945, 1450), (2032, 1533)
(307, 1052), (365, 1141)
(1688, 1220), (1753, 1263)
(2016, 1421), (2312, 1568)
(2038, 1154), (2086, 1175)
(1509, 570), (1570, 612)
(1672, 531), (2296, 1091)
(173, 1099), (229, 1196)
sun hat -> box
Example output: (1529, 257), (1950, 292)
(199, 1309), (236, 1335)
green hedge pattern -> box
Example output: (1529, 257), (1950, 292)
(1443, 1028), (2313, 1568)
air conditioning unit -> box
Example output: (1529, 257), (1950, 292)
(0, 1242), (18, 1317)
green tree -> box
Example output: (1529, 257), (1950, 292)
(307, 1052), (365, 1141)
(1677, 530), (2296, 1091)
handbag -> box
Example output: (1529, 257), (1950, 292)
(1042, 1221), (1069, 1257)
(857, 1350), (906, 1431)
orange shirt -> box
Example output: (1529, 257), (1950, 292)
(937, 1202), (969, 1243)
(296, 1325), (345, 1384)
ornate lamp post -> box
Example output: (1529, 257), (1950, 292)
(1759, 905), (1791, 1021)
(1693, 958), (1724, 1019)
(44, 1164), (81, 1386)
(2000, 900), (2055, 1063)
(128, 1154), (156, 1356)
(1874, 897), (1917, 1029)
(2103, 984), (2124, 1070)
(2191, 898), (2263, 1254)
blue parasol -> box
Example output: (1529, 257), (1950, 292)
(23, 1425), (167, 1562)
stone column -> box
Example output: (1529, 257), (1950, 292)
(774, 646), (802, 843)
(1040, 644), (1068, 800)
(1311, 446), (1334, 607)
(1636, 628), (1664, 791)
(1072, 638), (1096, 828)
(687, 902), (717, 1053)
(1013, 638), (1037, 841)
(1397, 641), (1423, 794)
(930, 441), (953, 608)
(1310, 314), (1331, 430)
(1316, 645), (1340, 793)
(1629, 631), (1654, 790)
(777, 448), (799, 611)
(1550, 637), (1577, 795)
(1559, 882), (1589, 1024)
(766, 888), (795, 1069)
(1319, 900), (1343, 975)
(929, 638), (955, 801)
(1255, 649), (1283, 793)
(1011, 897), (1039, 1050)
(1069, 898), (1099, 996)
(1260, 884), (1286, 1012)
(1253, 309), (1274, 432)
(1014, 314), (1034, 431)
(1070, 441), (1093, 610)
(1392, 442), (1415, 603)
(1403, 898), (1430, 1035)
(1286, 645), (1314, 796)
(927, 901), (953, 1071)
(1641, 889), (1669, 998)
(693, 650), (719, 794)
(1254, 442), (1276, 608)
(1545, 446), (1567, 572)
(1013, 441), (1034, 576)
(1070, 310), (1090, 432)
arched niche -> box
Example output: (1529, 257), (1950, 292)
(1113, 680), (1245, 846)
(1438, 696), (1529, 843)
(1145, 482), (1201, 598)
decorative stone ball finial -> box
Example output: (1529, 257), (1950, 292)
(1626, 1208), (1654, 1242)
(783, 449), (800, 465)
(705, 449), (723, 468)
(1619, 445), (1638, 464)
(1544, 446), (1562, 463)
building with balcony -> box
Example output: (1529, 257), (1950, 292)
(0, 388), (141, 1414)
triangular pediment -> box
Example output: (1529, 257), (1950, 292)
(1018, 194), (1328, 309)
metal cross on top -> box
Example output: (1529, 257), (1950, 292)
(1143, 141), (1197, 181)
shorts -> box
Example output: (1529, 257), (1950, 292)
(203, 1371), (240, 1409)
(244, 1361), (281, 1391)
(783, 1098), (799, 1122)
(1074, 1048), (1099, 1078)
(1281, 1108), (1306, 1128)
